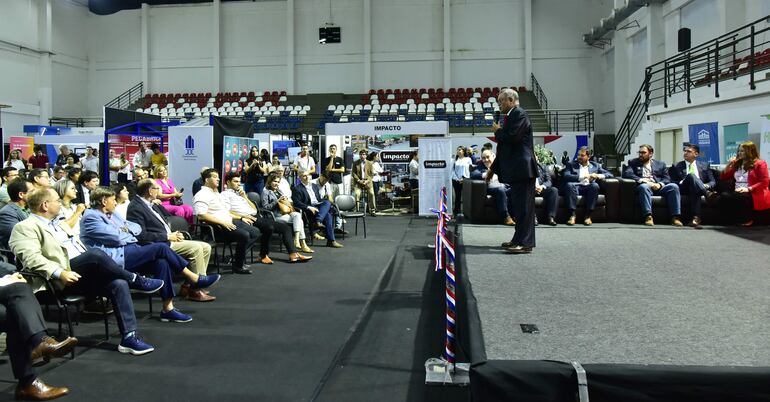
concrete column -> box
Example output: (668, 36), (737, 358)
(212, 0), (221, 93)
(524, 0), (532, 85)
(38, 0), (52, 123)
(363, 0), (371, 92)
(443, 0), (450, 89)
(141, 3), (149, 93)
(613, 32), (629, 134)
(647, 2), (664, 66)
(719, 0), (745, 33)
(286, 0), (295, 95)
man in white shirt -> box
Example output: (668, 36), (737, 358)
(193, 168), (260, 274)
(132, 141), (152, 172)
(80, 146), (99, 173)
(292, 144), (316, 177)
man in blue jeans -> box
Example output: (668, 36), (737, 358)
(622, 144), (683, 226)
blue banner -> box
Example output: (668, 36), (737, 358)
(688, 122), (720, 164)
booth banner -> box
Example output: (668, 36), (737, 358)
(169, 126), (214, 205)
(418, 137), (453, 216)
(688, 122), (720, 164)
(761, 117), (770, 164)
(542, 134), (590, 163)
(325, 121), (449, 136)
(108, 134), (165, 169)
(723, 123), (749, 160)
(10, 136), (34, 160)
(222, 135), (260, 189)
(272, 140), (296, 166)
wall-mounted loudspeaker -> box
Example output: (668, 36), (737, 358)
(678, 28), (691, 52)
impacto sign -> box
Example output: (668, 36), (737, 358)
(325, 121), (449, 136)
(380, 151), (413, 164)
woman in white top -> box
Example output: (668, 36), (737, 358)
(111, 183), (130, 218)
(53, 179), (86, 234)
(5, 150), (26, 171)
(118, 153), (131, 183)
(368, 151), (384, 198)
(452, 146), (473, 214)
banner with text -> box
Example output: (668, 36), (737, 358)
(723, 123), (749, 160)
(169, 126), (213, 205)
(418, 137), (452, 216)
(761, 117), (770, 164)
(688, 122), (720, 164)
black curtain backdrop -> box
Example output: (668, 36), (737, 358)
(211, 115), (254, 177)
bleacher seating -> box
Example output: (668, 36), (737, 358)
(137, 90), (307, 129)
(317, 86), (526, 129)
(694, 48), (770, 86)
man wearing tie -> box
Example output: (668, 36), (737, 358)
(670, 143), (716, 226)
(489, 88), (537, 254)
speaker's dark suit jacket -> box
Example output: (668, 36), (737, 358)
(623, 159), (671, 184)
(670, 160), (716, 189)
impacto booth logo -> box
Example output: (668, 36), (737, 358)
(697, 129), (711, 146)
(185, 135), (195, 156)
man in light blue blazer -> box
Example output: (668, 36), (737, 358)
(80, 187), (220, 323)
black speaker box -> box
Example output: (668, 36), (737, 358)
(678, 28), (691, 52)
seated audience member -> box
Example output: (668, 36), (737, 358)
(74, 170), (100, 207)
(52, 179), (86, 233)
(622, 144), (683, 226)
(51, 166), (65, 185)
(80, 187), (220, 323)
(80, 146), (99, 173)
(719, 141), (770, 226)
(28, 168), (51, 190)
(262, 172), (313, 253)
(128, 179), (217, 301)
(317, 174), (347, 235)
(28, 146), (49, 170)
(191, 166), (209, 196)
(149, 143), (167, 170)
(193, 168), (260, 274)
(65, 167), (81, 185)
(351, 149), (377, 216)
(0, 267), (73, 400)
(112, 183), (130, 218)
(561, 146), (613, 226)
(321, 145), (345, 201)
(0, 167), (20, 207)
(535, 154), (559, 226)
(480, 150), (514, 226)
(154, 165), (193, 224)
(11, 188), (163, 356)
(0, 179), (33, 248)
(670, 143), (716, 226)
(292, 172), (343, 248)
(470, 143), (493, 179)
(126, 167), (147, 199)
(6, 150), (27, 171)
(55, 145), (79, 167)
(220, 173), (311, 263)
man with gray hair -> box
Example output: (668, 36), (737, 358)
(489, 88), (537, 254)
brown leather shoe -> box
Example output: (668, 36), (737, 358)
(503, 216), (514, 226)
(30, 336), (78, 362)
(178, 283), (191, 298)
(671, 217), (683, 227)
(644, 215), (654, 226)
(505, 245), (533, 254)
(187, 289), (216, 302)
(326, 241), (344, 248)
(289, 253), (312, 263)
(15, 378), (69, 401)
(583, 216), (592, 226)
(260, 255), (274, 264)
(690, 216), (701, 227)
(566, 215), (576, 226)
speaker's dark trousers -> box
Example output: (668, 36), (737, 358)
(678, 174), (709, 217)
(509, 178), (536, 247)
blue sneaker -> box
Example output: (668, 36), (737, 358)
(193, 274), (221, 290)
(118, 334), (155, 355)
(130, 276), (164, 294)
(159, 308), (193, 323)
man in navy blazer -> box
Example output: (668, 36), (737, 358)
(0, 179), (32, 249)
(535, 159), (559, 226)
(292, 172), (342, 248)
(670, 143), (716, 226)
(622, 144), (683, 226)
(80, 187), (220, 323)
(489, 88), (537, 254)
(561, 146), (613, 226)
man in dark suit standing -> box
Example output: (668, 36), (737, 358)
(489, 88), (537, 254)
(622, 144), (683, 226)
(670, 143), (716, 226)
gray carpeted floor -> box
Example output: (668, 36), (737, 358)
(461, 223), (770, 366)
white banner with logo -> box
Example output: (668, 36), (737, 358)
(418, 137), (453, 216)
(168, 126), (213, 205)
(325, 121), (449, 136)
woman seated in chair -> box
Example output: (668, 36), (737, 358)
(153, 165), (193, 225)
(52, 179), (85, 233)
(719, 141), (770, 226)
(262, 172), (313, 253)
